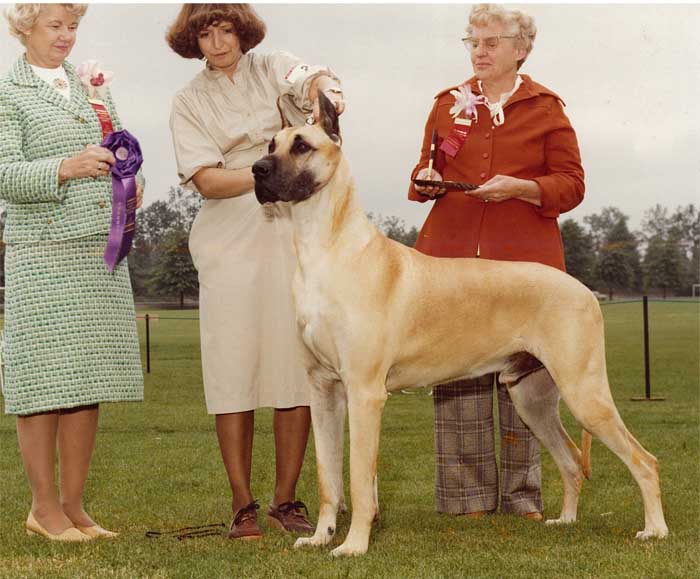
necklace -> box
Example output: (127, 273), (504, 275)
(53, 78), (68, 90)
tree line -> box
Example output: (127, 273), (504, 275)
(560, 205), (699, 299)
(0, 191), (697, 304)
(128, 186), (201, 306)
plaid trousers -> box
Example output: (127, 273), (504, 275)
(433, 374), (543, 515)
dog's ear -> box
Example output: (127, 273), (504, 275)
(318, 91), (341, 144)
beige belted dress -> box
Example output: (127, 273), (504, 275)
(170, 51), (337, 414)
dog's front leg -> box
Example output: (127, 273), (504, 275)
(295, 377), (347, 549)
(331, 384), (387, 557)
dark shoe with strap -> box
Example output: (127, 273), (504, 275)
(267, 501), (315, 535)
(228, 500), (263, 540)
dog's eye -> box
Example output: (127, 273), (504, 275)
(268, 139), (276, 154)
(292, 140), (312, 155)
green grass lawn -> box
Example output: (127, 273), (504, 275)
(0, 302), (698, 578)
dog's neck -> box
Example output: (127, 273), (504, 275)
(289, 156), (377, 269)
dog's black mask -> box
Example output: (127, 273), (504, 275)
(253, 154), (318, 204)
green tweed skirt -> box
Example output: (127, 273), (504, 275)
(2, 235), (144, 415)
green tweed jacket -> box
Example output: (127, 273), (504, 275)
(0, 54), (128, 244)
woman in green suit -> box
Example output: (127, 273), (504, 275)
(0, 4), (143, 541)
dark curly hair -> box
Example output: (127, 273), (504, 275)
(166, 4), (266, 59)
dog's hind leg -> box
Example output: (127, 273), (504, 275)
(541, 310), (668, 539)
(295, 373), (347, 550)
(331, 380), (387, 557)
(557, 376), (668, 540)
(507, 368), (585, 525)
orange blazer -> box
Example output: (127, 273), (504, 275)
(408, 74), (585, 271)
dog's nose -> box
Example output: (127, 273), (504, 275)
(252, 158), (273, 179)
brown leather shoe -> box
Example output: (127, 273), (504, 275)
(267, 501), (315, 534)
(228, 501), (263, 540)
(522, 511), (544, 521)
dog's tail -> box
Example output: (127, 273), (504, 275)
(581, 430), (592, 479)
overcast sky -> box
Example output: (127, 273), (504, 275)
(1, 3), (699, 232)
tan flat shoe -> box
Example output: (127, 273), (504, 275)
(522, 512), (544, 521)
(75, 524), (118, 539)
(26, 512), (90, 542)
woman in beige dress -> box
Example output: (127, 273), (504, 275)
(167, 4), (344, 540)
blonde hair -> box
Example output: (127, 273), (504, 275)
(4, 4), (88, 45)
(467, 4), (536, 69)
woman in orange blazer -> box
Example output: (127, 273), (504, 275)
(408, 4), (584, 519)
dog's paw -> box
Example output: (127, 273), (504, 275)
(635, 527), (669, 540)
(330, 541), (367, 557)
(545, 517), (575, 526)
(294, 533), (331, 549)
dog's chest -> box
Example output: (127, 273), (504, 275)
(294, 274), (340, 370)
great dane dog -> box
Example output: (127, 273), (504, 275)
(252, 94), (668, 556)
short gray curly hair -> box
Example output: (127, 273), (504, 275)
(467, 4), (537, 70)
(4, 4), (88, 46)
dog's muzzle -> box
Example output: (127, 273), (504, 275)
(252, 157), (279, 204)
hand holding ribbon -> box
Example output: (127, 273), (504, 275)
(101, 130), (143, 272)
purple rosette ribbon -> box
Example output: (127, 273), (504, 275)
(101, 130), (143, 272)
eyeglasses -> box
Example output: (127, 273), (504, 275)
(462, 35), (519, 51)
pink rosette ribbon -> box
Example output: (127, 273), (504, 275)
(439, 85), (486, 158)
(75, 60), (114, 100)
(101, 130), (143, 272)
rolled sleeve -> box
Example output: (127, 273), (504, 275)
(532, 101), (585, 219)
(169, 93), (225, 186)
(265, 51), (340, 113)
(0, 94), (66, 204)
